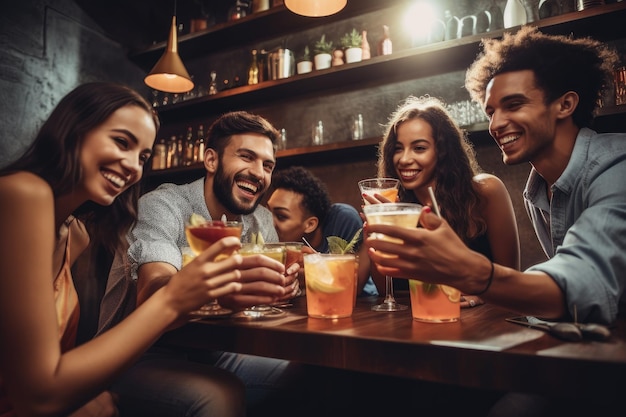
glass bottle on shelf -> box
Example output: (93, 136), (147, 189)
(378, 25), (392, 56)
(208, 71), (218, 95)
(184, 127), (195, 166)
(248, 49), (259, 85)
(352, 114), (364, 140)
(194, 124), (206, 163)
(166, 135), (178, 168)
(152, 137), (167, 170)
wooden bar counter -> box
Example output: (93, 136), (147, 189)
(158, 293), (626, 402)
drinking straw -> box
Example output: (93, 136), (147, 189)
(428, 186), (441, 218)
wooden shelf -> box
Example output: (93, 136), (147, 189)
(141, 2), (626, 183)
(151, 2), (626, 125)
(130, 0), (414, 71)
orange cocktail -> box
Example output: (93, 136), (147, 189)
(358, 178), (400, 205)
(304, 253), (358, 318)
(409, 280), (460, 323)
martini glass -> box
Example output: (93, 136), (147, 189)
(362, 202), (422, 312)
(235, 243), (287, 319)
(184, 220), (243, 317)
(358, 178), (400, 204)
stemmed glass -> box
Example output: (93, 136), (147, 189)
(358, 178), (400, 205)
(184, 220), (243, 317)
(362, 202), (422, 312)
(235, 243), (287, 319)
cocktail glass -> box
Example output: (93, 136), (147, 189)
(303, 253), (358, 318)
(409, 280), (461, 323)
(184, 220), (243, 316)
(358, 178), (400, 204)
(362, 202), (422, 312)
(236, 243), (287, 319)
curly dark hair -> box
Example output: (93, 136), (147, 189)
(465, 26), (619, 128)
(377, 96), (485, 242)
(206, 110), (280, 155)
(0, 82), (159, 253)
(271, 166), (332, 225)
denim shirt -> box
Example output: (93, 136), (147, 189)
(524, 128), (626, 324)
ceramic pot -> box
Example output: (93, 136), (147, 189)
(314, 53), (332, 70)
(345, 47), (362, 64)
(297, 60), (313, 74)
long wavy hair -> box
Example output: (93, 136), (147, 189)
(0, 82), (160, 253)
(377, 96), (485, 242)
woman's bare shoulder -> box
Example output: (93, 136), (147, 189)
(0, 172), (53, 207)
(472, 173), (508, 198)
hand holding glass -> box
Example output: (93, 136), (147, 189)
(184, 220), (243, 316)
(358, 178), (400, 204)
(235, 243), (287, 319)
(363, 202), (422, 312)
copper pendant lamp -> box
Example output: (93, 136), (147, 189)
(144, 7), (194, 93)
(284, 0), (347, 17)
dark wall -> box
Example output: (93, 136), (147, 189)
(0, 0), (147, 168)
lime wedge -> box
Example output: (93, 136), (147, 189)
(440, 285), (461, 302)
(189, 213), (207, 226)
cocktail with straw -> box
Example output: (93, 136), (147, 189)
(362, 202), (422, 311)
(408, 187), (461, 322)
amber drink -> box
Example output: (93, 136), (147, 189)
(304, 253), (358, 318)
(409, 280), (460, 323)
(358, 178), (400, 205)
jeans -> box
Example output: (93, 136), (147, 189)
(111, 347), (301, 417)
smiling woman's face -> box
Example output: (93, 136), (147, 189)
(392, 117), (437, 193)
(78, 104), (156, 206)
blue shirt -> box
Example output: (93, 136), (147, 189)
(524, 128), (626, 324)
(316, 203), (378, 297)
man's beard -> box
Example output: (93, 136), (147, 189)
(213, 163), (263, 215)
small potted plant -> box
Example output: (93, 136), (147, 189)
(341, 28), (363, 64)
(296, 45), (313, 74)
(313, 34), (333, 70)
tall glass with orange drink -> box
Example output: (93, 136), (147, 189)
(304, 253), (358, 318)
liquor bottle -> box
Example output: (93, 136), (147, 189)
(184, 126), (195, 166)
(166, 135), (178, 168)
(151, 137), (167, 170)
(248, 49), (259, 85)
(194, 124), (206, 162)
(378, 25), (392, 56)
(208, 70), (218, 95)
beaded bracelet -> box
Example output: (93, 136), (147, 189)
(471, 261), (494, 296)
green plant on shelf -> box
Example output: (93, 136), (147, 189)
(298, 45), (311, 62)
(314, 34), (334, 55)
(340, 29), (362, 49)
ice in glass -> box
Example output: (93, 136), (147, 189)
(304, 253), (358, 318)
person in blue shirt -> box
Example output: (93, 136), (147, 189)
(364, 25), (624, 417)
(267, 165), (378, 296)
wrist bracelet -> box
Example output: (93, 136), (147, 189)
(471, 261), (494, 296)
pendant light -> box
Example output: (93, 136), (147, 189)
(144, 1), (194, 93)
(284, 0), (347, 17)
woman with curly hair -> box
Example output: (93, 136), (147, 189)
(375, 95), (520, 306)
